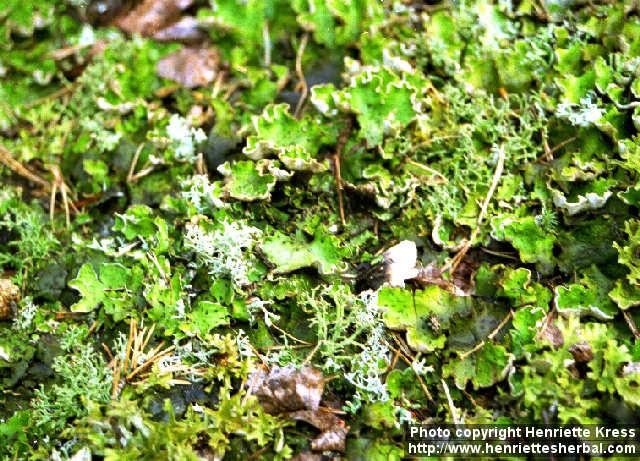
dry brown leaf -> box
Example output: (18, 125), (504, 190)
(153, 16), (205, 44)
(289, 409), (349, 453)
(248, 365), (350, 452)
(540, 321), (564, 349)
(156, 47), (219, 88)
(0, 278), (20, 320)
(248, 365), (324, 413)
(311, 427), (349, 453)
(113, 0), (194, 36)
(289, 409), (343, 431)
(289, 452), (322, 461)
(569, 342), (593, 363)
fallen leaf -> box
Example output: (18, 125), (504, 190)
(568, 342), (593, 363)
(540, 320), (564, 349)
(289, 409), (343, 432)
(290, 452), (322, 461)
(248, 365), (324, 413)
(383, 240), (419, 288)
(85, 0), (132, 25)
(113, 0), (193, 36)
(289, 409), (349, 452)
(248, 365), (350, 452)
(311, 426), (349, 452)
(0, 278), (20, 320)
(153, 16), (206, 44)
(157, 47), (219, 88)
(413, 263), (469, 295)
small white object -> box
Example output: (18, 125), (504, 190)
(383, 240), (419, 287)
(69, 447), (92, 461)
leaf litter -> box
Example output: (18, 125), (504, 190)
(2, 0), (640, 459)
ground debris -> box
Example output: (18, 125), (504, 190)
(248, 365), (349, 452)
(248, 365), (324, 413)
(622, 362), (640, 377)
(0, 278), (20, 320)
(539, 320), (564, 349)
(289, 451), (322, 461)
(156, 47), (220, 88)
(382, 240), (474, 295)
(383, 240), (419, 288)
(289, 409), (349, 452)
(569, 342), (593, 363)
(113, 0), (194, 37)
(413, 262), (471, 296)
(152, 16), (206, 44)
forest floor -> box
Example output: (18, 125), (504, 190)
(1, 0), (640, 459)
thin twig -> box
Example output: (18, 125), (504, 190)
(48, 164), (77, 227)
(318, 405), (347, 415)
(442, 144), (506, 275)
(262, 22), (271, 67)
(623, 310), (640, 340)
(102, 343), (114, 361)
(270, 322), (313, 345)
(480, 248), (519, 260)
(127, 143), (145, 182)
(294, 33), (309, 118)
(259, 344), (313, 350)
(537, 134), (577, 163)
(549, 136), (578, 156)
(87, 320), (100, 336)
(196, 152), (208, 176)
(302, 340), (323, 366)
(441, 379), (461, 424)
(333, 120), (352, 226)
(211, 71), (226, 98)
(23, 84), (75, 110)
(489, 310), (515, 341)
(391, 334), (434, 402)
(141, 323), (156, 353)
(458, 310), (514, 360)
(111, 357), (121, 400)
(122, 319), (136, 377)
(0, 145), (50, 190)
(126, 344), (175, 381)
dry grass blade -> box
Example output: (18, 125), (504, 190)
(110, 321), (192, 399)
(333, 120), (352, 226)
(458, 310), (514, 360)
(294, 33), (309, 118)
(0, 145), (50, 190)
(622, 310), (640, 340)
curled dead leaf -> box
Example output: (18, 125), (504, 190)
(248, 365), (350, 452)
(157, 48), (219, 88)
(413, 263), (471, 296)
(152, 16), (206, 44)
(0, 278), (20, 320)
(568, 342), (593, 363)
(290, 452), (322, 461)
(84, 0), (131, 25)
(289, 409), (349, 453)
(247, 365), (324, 413)
(540, 321), (564, 349)
(113, 0), (194, 36)
(383, 240), (419, 288)
(311, 427), (349, 453)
